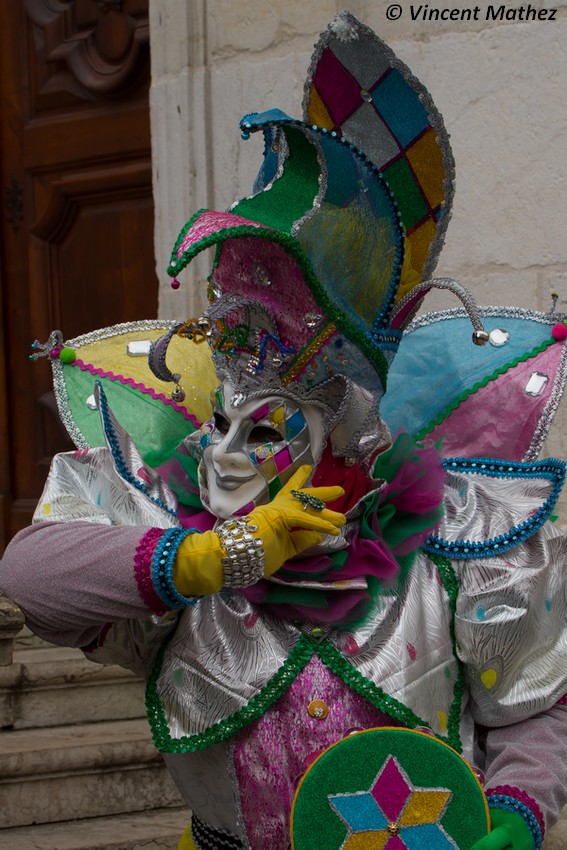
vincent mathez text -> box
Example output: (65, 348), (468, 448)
(410, 4), (557, 20)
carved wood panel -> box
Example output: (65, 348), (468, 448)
(0, 0), (157, 550)
(24, 0), (150, 108)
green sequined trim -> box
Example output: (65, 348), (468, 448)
(168, 210), (389, 390)
(145, 634), (314, 753)
(415, 339), (555, 442)
(232, 128), (321, 233)
(314, 639), (434, 735)
(147, 557), (464, 754)
(314, 555), (464, 754)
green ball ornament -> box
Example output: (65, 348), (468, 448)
(59, 347), (77, 364)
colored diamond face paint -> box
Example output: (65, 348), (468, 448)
(199, 380), (325, 519)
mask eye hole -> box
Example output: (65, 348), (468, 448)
(249, 425), (283, 445)
(213, 412), (230, 435)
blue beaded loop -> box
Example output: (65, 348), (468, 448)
(151, 527), (201, 609)
(487, 794), (542, 850)
(424, 456), (566, 559)
(97, 381), (177, 519)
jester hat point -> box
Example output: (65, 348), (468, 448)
(156, 12), (481, 463)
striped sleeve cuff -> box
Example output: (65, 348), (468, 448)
(134, 527), (202, 613)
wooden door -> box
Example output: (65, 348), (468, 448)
(0, 0), (158, 552)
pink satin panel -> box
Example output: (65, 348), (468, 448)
(428, 345), (562, 460)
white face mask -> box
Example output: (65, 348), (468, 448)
(197, 381), (325, 520)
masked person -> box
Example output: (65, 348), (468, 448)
(2, 13), (567, 850)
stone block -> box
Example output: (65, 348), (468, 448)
(392, 25), (567, 274)
(209, 55), (298, 209)
(0, 806), (190, 849)
(0, 645), (145, 729)
(0, 595), (25, 667)
(206, 0), (346, 57)
(0, 719), (183, 828)
(149, 0), (206, 77)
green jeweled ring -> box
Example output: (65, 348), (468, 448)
(291, 490), (326, 512)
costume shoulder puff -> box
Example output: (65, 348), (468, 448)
(454, 516), (567, 726)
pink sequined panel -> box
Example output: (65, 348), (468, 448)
(133, 528), (167, 615)
(213, 238), (325, 352)
(177, 210), (267, 256)
(232, 654), (402, 850)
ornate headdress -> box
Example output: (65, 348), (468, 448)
(150, 12), (489, 467)
(34, 12), (565, 482)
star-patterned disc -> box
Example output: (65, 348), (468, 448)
(329, 754), (455, 849)
(290, 728), (489, 850)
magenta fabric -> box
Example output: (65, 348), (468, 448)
(372, 757), (413, 819)
(177, 506), (216, 532)
(312, 47), (362, 126)
(176, 210), (267, 257)
(242, 433), (445, 625)
(134, 528), (168, 615)
(232, 654), (402, 849)
(427, 345), (562, 460)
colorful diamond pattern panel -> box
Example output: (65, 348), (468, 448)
(328, 755), (457, 850)
(305, 16), (452, 288)
(370, 69), (429, 147)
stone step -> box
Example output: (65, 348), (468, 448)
(0, 645), (145, 729)
(0, 807), (191, 849)
(0, 719), (183, 828)
(13, 625), (53, 651)
(0, 596), (25, 667)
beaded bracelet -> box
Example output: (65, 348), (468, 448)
(150, 527), (201, 609)
(217, 516), (266, 587)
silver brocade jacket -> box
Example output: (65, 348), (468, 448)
(27, 392), (567, 841)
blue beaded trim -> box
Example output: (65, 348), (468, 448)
(151, 527), (201, 609)
(424, 456), (566, 559)
(96, 381), (178, 518)
(487, 794), (542, 850)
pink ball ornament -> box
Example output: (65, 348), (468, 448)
(552, 323), (567, 342)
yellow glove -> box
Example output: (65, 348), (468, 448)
(173, 465), (345, 596)
(248, 464), (345, 575)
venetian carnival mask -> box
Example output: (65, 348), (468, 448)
(197, 380), (325, 519)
